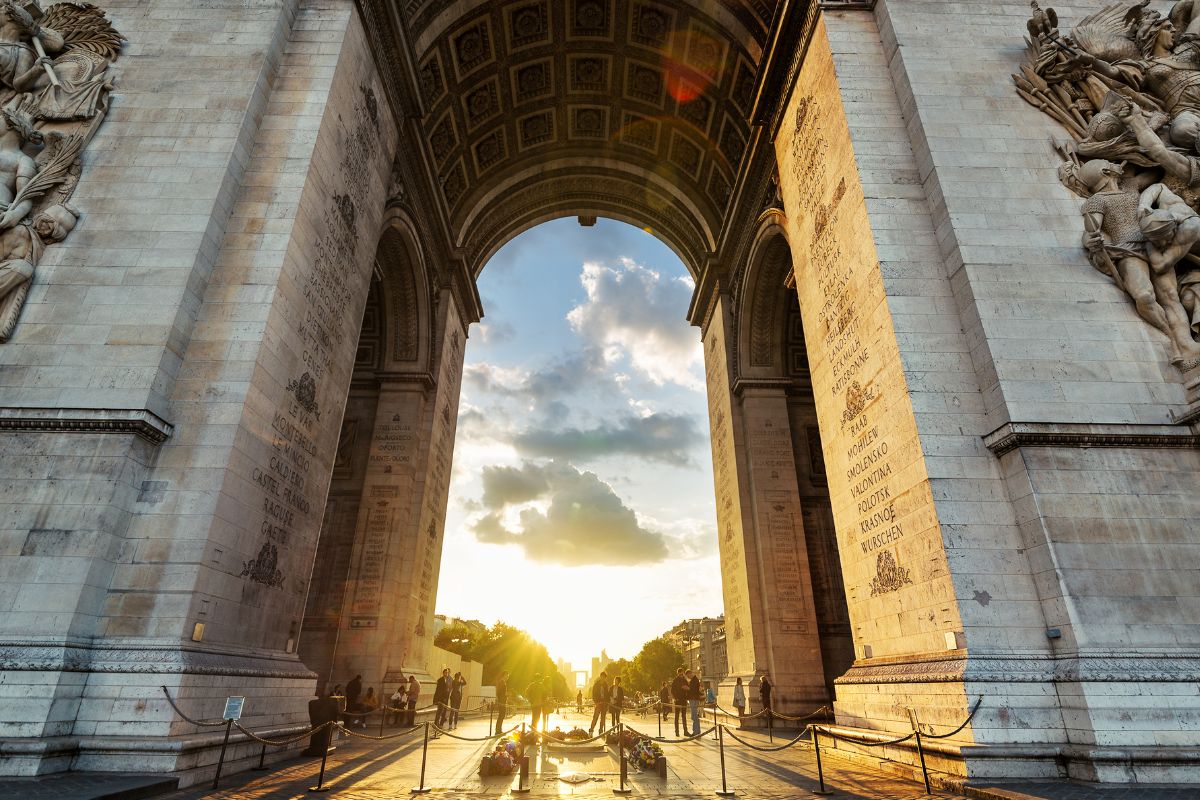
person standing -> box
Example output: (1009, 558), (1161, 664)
(659, 681), (670, 720)
(433, 668), (453, 728)
(609, 676), (625, 728)
(687, 669), (702, 736)
(494, 671), (509, 735)
(527, 672), (544, 732)
(449, 671), (466, 729)
(759, 672), (773, 718)
(670, 667), (688, 736)
(576, 689), (583, 713)
(733, 677), (746, 718)
(588, 671), (610, 735)
(345, 674), (362, 711)
(405, 675), (421, 726)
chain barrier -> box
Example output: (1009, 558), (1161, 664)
(770, 704), (833, 722)
(338, 723), (427, 742)
(720, 723), (811, 753)
(231, 720), (334, 748)
(159, 685), (235, 727)
(430, 722), (522, 742)
(923, 695), (983, 739)
(624, 723), (716, 743)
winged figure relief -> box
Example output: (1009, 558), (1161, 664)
(1015, 2), (1200, 367)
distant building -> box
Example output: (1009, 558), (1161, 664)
(591, 649), (611, 679)
(433, 615), (488, 641)
(665, 617), (726, 687)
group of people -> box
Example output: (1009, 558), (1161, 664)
(491, 670), (560, 735)
(328, 673), (424, 728)
(432, 668), (469, 729)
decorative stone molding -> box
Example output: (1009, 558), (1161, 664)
(836, 650), (1200, 685)
(983, 421), (1200, 456)
(0, 639), (316, 679)
(0, 407), (173, 444)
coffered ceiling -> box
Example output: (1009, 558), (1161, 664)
(365, 0), (788, 276)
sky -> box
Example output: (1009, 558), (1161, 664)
(434, 217), (722, 669)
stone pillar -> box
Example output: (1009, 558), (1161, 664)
(0, 1), (399, 782)
(329, 290), (465, 689)
(702, 295), (829, 715)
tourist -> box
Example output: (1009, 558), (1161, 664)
(671, 667), (688, 736)
(449, 671), (466, 729)
(659, 681), (670, 720)
(358, 687), (377, 728)
(706, 683), (716, 705)
(588, 670), (610, 735)
(610, 676), (625, 728)
(433, 668), (453, 728)
(759, 672), (773, 718)
(576, 689), (583, 713)
(494, 670), (509, 735)
(687, 669), (702, 735)
(388, 685), (405, 725)
(527, 672), (544, 731)
(542, 676), (554, 724)
(405, 675), (420, 726)
(733, 677), (746, 718)
(345, 674), (362, 709)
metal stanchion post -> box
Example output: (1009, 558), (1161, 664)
(380, 705), (386, 738)
(308, 723), (333, 793)
(613, 722), (631, 794)
(212, 718), (233, 790)
(657, 702), (662, 739)
(715, 723), (735, 797)
(811, 726), (831, 795)
(411, 721), (431, 793)
(252, 742), (268, 771)
(767, 708), (773, 743)
(914, 729), (932, 794)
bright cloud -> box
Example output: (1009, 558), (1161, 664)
(566, 259), (704, 390)
(472, 460), (669, 566)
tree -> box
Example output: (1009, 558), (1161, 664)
(631, 637), (684, 692)
(432, 621), (566, 700)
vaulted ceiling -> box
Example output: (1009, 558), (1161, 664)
(363, 0), (798, 279)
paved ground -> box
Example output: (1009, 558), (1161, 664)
(155, 707), (960, 799)
(6, 709), (1193, 799)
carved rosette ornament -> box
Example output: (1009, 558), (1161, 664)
(0, 0), (121, 342)
(1014, 1), (1200, 369)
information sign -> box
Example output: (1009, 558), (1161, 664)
(223, 696), (246, 721)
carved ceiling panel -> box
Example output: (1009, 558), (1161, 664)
(391, 0), (778, 274)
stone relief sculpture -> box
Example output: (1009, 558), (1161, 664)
(1014, 0), (1200, 367)
(0, 1), (120, 342)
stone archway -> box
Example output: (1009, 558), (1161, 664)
(4, 0), (1199, 787)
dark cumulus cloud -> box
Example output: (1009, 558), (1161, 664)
(512, 412), (705, 467)
(473, 461), (668, 566)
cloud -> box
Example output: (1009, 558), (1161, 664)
(566, 259), (703, 389)
(511, 412), (705, 466)
(473, 461), (669, 566)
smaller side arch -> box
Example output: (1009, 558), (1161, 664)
(736, 217), (793, 381)
(374, 208), (433, 372)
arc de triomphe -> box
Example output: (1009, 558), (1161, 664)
(0, 0), (1197, 787)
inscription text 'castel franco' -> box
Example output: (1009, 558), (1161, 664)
(1016, 1), (1200, 369)
(0, 1), (122, 342)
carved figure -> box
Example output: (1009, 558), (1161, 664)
(1014, 2), (1200, 367)
(0, 0), (65, 96)
(0, 103), (41, 230)
(0, 1), (120, 344)
(0, 201), (76, 340)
